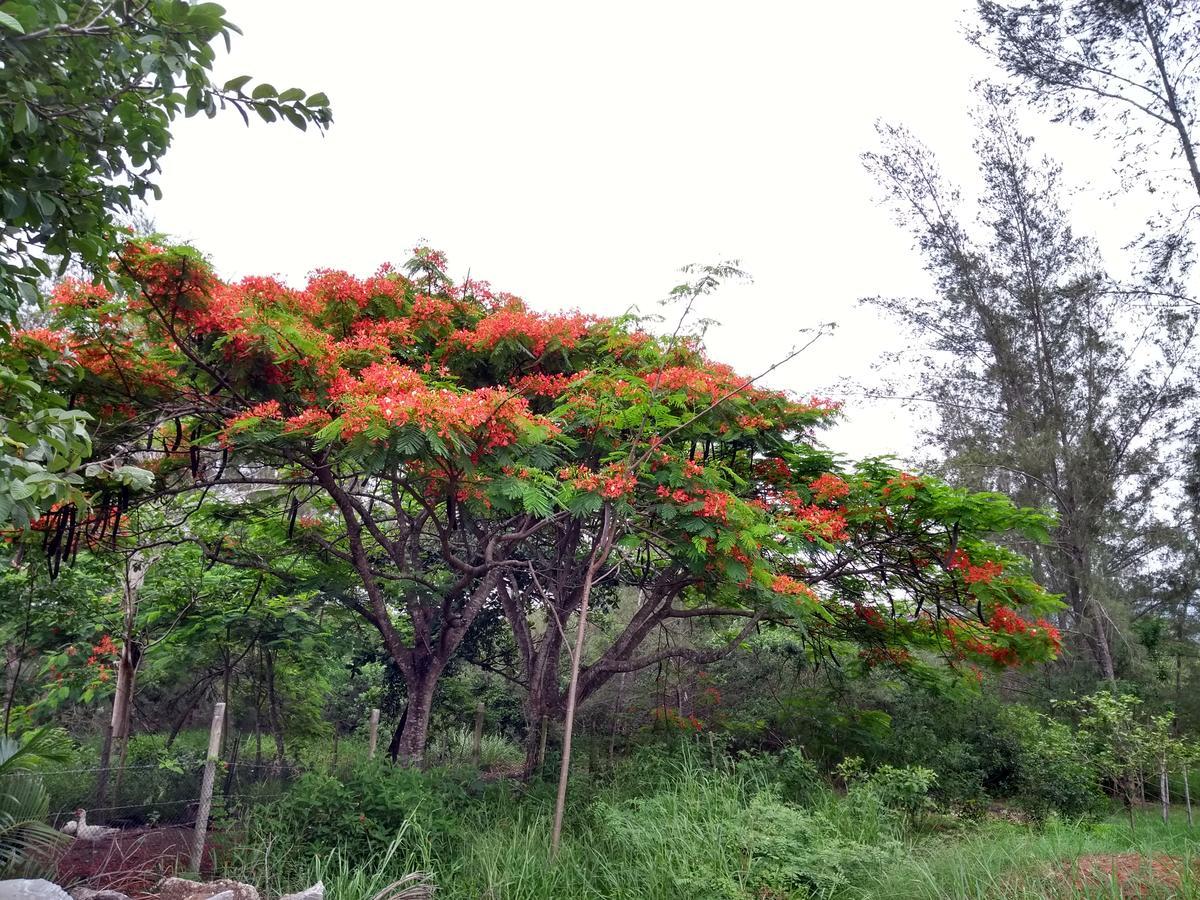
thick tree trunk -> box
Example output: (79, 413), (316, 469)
(523, 690), (549, 777)
(394, 665), (442, 766)
(1092, 607), (1117, 683)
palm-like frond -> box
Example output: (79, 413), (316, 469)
(0, 771), (67, 877)
(0, 727), (74, 877)
(0, 726), (73, 774)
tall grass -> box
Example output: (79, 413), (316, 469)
(865, 810), (1199, 899)
(228, 746), (1200, 899)
(425, 726), (524, 772)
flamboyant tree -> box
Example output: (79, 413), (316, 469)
(17, 241), (1064, 764)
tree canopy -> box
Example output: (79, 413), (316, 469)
(13, 239), (1065, 763)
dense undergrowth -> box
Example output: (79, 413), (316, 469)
(217, 744), (1197, 899)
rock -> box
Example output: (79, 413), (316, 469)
(0, 881), (72, 900)
(278, 884), (324, 900)
(69, 890), (133, 900)
(155, 880), (259, 900)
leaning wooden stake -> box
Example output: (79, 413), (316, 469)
(368, 707), (380, 759)
(551, 507), (614, 857)
(472, 701), (485, 767)
(190, 701), (225, 873)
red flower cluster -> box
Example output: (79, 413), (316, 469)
(283, 408), (333, 434)
(855, 604), (887, 628)
(50, 279), (112, 311)
(455, 300), (592, 356)
(989, 607), (1063, 653)
(12, 328), (70, 355)
(771, 574), (818, 603)
(222, 400), (284, 444)
(119, 243), (217, 324)
(87, 634), (118, 667)
(653, 484), (733, 522)
(656, 485), (692, 503)
(736, 414), (772, 430)
(559, 463), (637, 499)
(809, 473), (850, 503)
(790, 502), (849, 542)
(599, 464), (638, 499)
(754, 457), (792, 482)
(948, 550), (1004, 585)
(510, 371), (587, 397)
(644, 364), (744, 403)
(956, 635), (1017, 667)
(329, 361), (548, 448)
(696, 489), (730, 521)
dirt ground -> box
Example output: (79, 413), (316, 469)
(1051, 853), (1197, 898)
(54, 826), (220, 899)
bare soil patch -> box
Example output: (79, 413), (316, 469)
(1048, 853), (1196, 898)
(53, 826), (223, 899)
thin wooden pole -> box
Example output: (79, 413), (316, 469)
(551, 508), (614, 858)
(551, 559), (600, 854)
(190, 701), (225, 873)
(472, 701), (485, 767)
(1184, 761), (1193, 828)
(1161, 755), (1170, 825)
(368, 708), (380, 760)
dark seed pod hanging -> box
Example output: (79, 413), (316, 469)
(113, 486), (130, 549)
(171, 418), (183, 452)
(213, 448), (229, 483)
(286, 496), (299, 539)
(204, 538), (223, 572)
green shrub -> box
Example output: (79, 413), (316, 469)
(1001, 705), (1105, 822)
(250, 762), (469, 860)
(736, 746), (822, 804)
(859, 764), (938, 826)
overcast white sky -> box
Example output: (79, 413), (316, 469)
(149, 0), (1137, 464)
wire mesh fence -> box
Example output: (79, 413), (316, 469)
(7, 738), (310, 895)
(6, 704), (503, 894)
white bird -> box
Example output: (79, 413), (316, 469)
(70, 808), (119, 840)
(59, 819), (77, 835)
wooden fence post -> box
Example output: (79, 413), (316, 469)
(368, 708), (380, 759)
(1184, 762), (1194, 828)
(189, 702), (225, 873)
(1161, 755), (1170, 825)
(472, 702), (485, 767)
